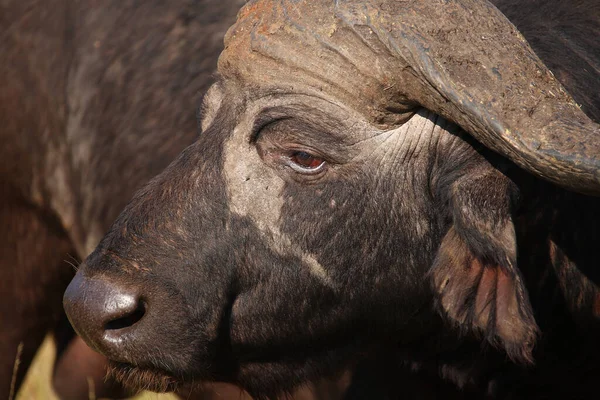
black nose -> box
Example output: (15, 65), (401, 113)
(63, 272), (146, 359)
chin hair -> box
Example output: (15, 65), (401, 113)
(107, 361), (182, 393)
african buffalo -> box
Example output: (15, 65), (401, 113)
(0, 0), (245, 398)
(64, 0), (599, 399)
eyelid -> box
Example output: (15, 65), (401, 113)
(249, 114), (292, 143)
(283, 144), (329, 161)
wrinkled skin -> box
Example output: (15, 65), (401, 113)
(64, 0), (600, 399)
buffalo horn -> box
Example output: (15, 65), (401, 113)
(338, 0), (600, 194)
(226, 0), (599, 194)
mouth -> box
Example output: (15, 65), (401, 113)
(107, 361), (183, 393)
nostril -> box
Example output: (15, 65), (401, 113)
(105, 300), (146, 331)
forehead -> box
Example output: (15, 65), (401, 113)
(204, 78), (380, 146)
(217, 0), (412, 127)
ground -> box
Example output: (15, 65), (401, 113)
(17, 336), (177, 400)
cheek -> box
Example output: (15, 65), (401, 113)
(280, 177), (437, 310)
(282, 181), (387, 278)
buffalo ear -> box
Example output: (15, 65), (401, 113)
(431, 168), (538, 363)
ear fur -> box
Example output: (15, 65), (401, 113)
(431, 167), (538, 363)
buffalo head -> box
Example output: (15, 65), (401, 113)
(64, 0), (600, 396)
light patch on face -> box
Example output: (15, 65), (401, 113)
(301, 253), (334, 286)
(200, 83), (224, 133)
(223, 125), (285, 235)
(223, 123), (333, 286)
(272, 235), (334, 287)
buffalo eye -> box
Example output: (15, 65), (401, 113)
(286, 151), (326, 173)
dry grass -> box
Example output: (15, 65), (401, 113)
(16, 336), (178, 400)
